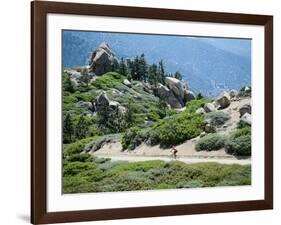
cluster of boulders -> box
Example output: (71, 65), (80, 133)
(64, 68), (83, 87)
(194, 90), (251, 134)
(95, 92), (127, 114)
(153, 77), (195, 108)
(195, 93), (232, 115)
(239, 103), (251, 125)
(89, 42), (119, 76)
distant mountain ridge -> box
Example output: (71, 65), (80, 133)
(63, 31), (251, 97)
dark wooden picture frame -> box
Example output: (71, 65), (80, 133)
(31, 1), (273, 224)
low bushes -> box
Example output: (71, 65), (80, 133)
(66, 153), (93, 162)
(195, 134), (226, 151)
(195, 127), (251, 156)
(225, 134), (251, 156)
(121, 111), (205, 150)
(91, 72), (126, 90)
(233, 127), (251, 138)
(63, 159), (251, 193)
(121, 127), (144, 150)
(64, 137), (96, 156)
(224, 128), (251, 156)
(84, 134), (121, 152)
(185, 99), (212, 113)
(156, 112), (205, 147)
(205, 111), (230, 127)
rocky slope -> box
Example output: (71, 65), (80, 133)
(63, 43), (252, 162)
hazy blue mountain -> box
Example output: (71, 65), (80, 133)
(63, 31), (251, 97)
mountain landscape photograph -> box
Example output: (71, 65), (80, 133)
(62, 30), (252, 194)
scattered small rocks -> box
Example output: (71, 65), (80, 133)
(195, 107), (205, 114)
(123, 79), (132, 88)
(203, 103), (216, 113)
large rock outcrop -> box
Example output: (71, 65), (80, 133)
(165, 77), (185, 100)
(89, 42), (119, 76)
(155, 83), (183, 108)
(154, 77), (195, 108)
(183, 89), (195, 102)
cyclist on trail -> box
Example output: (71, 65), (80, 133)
(171, 145), (178, 160)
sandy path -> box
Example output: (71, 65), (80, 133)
(94, 154), (251, 165)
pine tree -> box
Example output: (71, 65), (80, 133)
(148, 63), (158, 87)
(197, 93), (203, 99)
(78, 68), (92, 87)
(63, 73), (75, 93)
(118, 57), (127, 75)
(75, 115), (89, 140)
(126, 59), (134, 81)
(125, 99), (134, 126)
(96, 101), (110, 133)
(158, 60), (166, 84)
(174, 71), (183, 80)
(139, 54), (148, 81)
(132, 56), (140, 80)
(63, 113), (74, 143)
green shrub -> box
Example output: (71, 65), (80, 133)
(205, 111), (230, 127)
(122, 111), (205, 149)
(155, 112), (205, 147)
(63, 176), (94, 193)
(84, 134), (121, 152)
(195, 134), (226, 151)
(225, 135), (251, 156)
(63, 161), (100, 177)
(64, 137), (96, 156)
(91, 72), (126, 90)
(176, 180), (204, 188)
(98, 160), (127, 171)
(66, 153), (93, 162)
(63, 159), (251, 194)
(121, 127), (144, 150)
(233, 127), (251, 138)
(237, 120), (251, 129)
(185, 99), (212, 113)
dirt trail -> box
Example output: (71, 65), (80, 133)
(94, 155), (251, 165)
(92, 97), (251, 164)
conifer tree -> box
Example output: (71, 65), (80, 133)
(158, 60), (166, 84)
(139, 54), (148, 81)
(75, 115), (89, 140)
(63, 113), (74, 143)
(78, 68), (92, 87)
(148, 63), (158, 87)
(174, 71), (183, 81)
(63, 73), (75, 93)
(118, 57), (127, 75)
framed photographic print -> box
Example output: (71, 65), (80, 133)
(31, 1), (273, 224)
